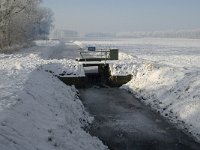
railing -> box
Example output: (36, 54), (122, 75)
(79, 49), (110, 63)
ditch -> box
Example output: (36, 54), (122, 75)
(77, 77), (200, 150)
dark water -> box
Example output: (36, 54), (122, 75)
(79, 87), (200, 150)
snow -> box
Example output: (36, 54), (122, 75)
(74, 41), (86, 49)
(1, 37), (200, 149)
(0, 41), (107, 150)
(75, 38), (200, 68)
(34, 40), (60, 47)
(42, 61), (85, 77)
(76, 38), (200, 142)
(121, 60), (200, 141)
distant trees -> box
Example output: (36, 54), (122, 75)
(0, 0), (53, 50)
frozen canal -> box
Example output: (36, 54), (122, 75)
(79, 87), (200, 150)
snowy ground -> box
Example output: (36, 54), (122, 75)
(0, 40), (107, 150)
(75, 38), (200, 68)
(75, 38), (200, 142)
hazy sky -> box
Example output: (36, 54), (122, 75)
(42, 0), (200, 33)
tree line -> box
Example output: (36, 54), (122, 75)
(0, 0), (53, 51)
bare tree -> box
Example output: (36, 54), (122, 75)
(0, 0), (53, 51)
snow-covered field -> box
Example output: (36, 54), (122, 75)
(75, 38), (200, 142)
(0, 41), (107, 150)
(75, 38), (200, 68)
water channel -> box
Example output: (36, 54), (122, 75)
(79, 87), (200, 150)
(50, 42), (200, 150)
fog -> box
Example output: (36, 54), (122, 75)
(42, 0), (200, 38)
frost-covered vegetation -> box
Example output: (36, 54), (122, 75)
(0, 0), (53, 52)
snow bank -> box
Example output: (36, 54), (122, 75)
(0, 70), (106, 150)
(0, 44), (107, 150)
(110, 54), (200, 142)
(109, 53), (142, 76)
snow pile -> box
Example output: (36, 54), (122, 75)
(0, 45), (107, 149)
(77, 39), (200, 141)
